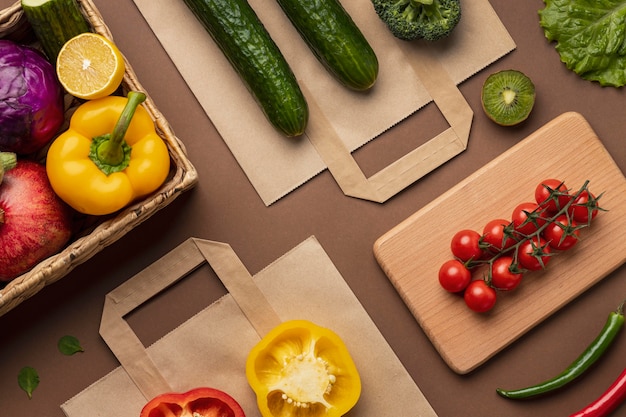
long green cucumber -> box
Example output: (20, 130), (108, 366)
(183, 0), (309, 137)
(21, 0), (91, 64)
(276, 0), (379, 91)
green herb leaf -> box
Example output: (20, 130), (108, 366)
(18, 366), (39, 399)
(58, 335), (84, 355)
(539, 0), (626, 87)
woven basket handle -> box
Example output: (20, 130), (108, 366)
(307, 44), (473, 203)
(99, 238), (281, 401)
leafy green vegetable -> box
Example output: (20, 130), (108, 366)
(18, 366), (39, 399)
(57, 335), (84, 355)
(539, 0), (626, 87)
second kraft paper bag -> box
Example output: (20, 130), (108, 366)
(61, 236), (439, 417)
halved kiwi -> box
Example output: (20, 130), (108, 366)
(481, 70), (536, 126)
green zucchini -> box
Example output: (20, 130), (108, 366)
(183, 0), (309, 137)
(276, 0), (379, 91)
(21, 0), (91, 64)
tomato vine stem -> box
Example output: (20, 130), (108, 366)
(473, 180), (597, 287)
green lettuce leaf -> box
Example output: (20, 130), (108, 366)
(539, 0), (626, 87)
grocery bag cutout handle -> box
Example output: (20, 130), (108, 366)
(99, 238), (281, 400)
(306, 43), (473, 203)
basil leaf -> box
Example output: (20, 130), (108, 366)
(58, 335), (84, 355)
(539, 0), (626, 87)
(18, 366), (39, 399)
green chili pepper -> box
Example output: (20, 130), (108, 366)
(496, 300), (625, 399)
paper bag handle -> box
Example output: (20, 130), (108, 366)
(99, 238), (282, 400)
(306, 44), (473, 203)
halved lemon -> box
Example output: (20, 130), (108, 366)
(56, 32), (125, 100)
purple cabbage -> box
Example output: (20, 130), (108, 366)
(0, 40), (64, 155)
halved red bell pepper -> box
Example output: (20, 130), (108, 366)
(139, 387), (245, 417)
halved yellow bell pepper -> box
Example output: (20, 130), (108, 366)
(46, 91), (170, 215)
(246, 320), (361, 417)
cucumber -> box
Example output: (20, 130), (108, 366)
(21, 0), (91, 64)
(183, 0), (309, 137)
(276, 0), (378, 91)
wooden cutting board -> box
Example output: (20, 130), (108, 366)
(373, 112), (626, 374)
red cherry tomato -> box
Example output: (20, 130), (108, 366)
(464, 280), (497, 313)
(450, 229), (485, 262)
(490, 256), (523, 291)
(517, 236), (552, 270)
(543, 214), (580, 250)
(535, 179), (571, 214)
(511, 202), (547, 236)
(482, 218), (516, 252)
(438, 259), (472, 293)
(568, 190), (599, 224)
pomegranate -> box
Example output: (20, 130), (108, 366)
(0, 160), (73, 281)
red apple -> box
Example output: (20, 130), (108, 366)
(0, 160), (73, 281)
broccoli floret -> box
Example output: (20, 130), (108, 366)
(372, 0), (462, 41)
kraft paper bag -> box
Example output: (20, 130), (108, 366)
(132, 0), (515, 205)
(61, 236), (439, 417)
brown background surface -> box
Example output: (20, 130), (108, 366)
(1, 1), (625, 416)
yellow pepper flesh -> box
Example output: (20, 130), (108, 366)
(46, 92), (170, 215)
(246, 320), (361, 417)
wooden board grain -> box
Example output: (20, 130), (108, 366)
(373, 112), (626, 374)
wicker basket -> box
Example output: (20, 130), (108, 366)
(0, 0), (199, 316)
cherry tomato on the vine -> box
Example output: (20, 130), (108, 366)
(543, 214), (580, 250)
(517, 236), (552, 271)
(535, 179), (571, 214)
(464, 280), (497, 313)
(490, 256), (523, 291)
(450, 229), (485, 262)
(568, 190), (599, 224)
(482, 218), (516, 252)
(441, 179), (603, 313)
(438, 259), (472, 293)
(511, 202), (547, 236)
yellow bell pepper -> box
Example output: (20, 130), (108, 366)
(46, 91), (170, 215)
(246, 320), (361, 417)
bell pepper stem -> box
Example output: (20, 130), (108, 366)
(90, 91), (146, 175)
(107, 91), (146, 158)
